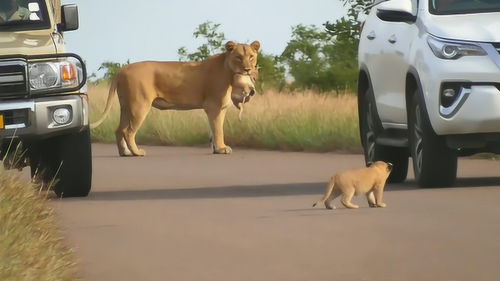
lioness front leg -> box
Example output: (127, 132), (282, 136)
(205, 107), (232, 154)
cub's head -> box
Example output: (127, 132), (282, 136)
(231, 71), (257, 109)
(225, 40), (260, 75)
(367, 161), (393, 175)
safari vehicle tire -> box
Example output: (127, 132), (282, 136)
(359, 86), (408, 183)
(29, 127), (92, 197)
(408, 91), (457, 187)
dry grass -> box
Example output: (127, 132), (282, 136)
(0, 170), (77, 281)
(88, 83), (361, 152)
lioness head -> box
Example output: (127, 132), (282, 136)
(231, 71), (257, 109)
(225, 40), (260, 75)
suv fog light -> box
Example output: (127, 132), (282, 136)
(442, 88), (456, 98)
(441, 88), (458, 108)
(53, 107), (72, 125)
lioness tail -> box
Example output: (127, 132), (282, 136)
(312, 177), (336, 207)
(90, 76), (119, 129)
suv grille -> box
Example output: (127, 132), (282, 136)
(0, 61), (28, 99)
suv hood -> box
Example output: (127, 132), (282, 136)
(0, 29), (57, 56)
(426, 13), (500, 43)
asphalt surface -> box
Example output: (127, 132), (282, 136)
(50, 144), (500, 281)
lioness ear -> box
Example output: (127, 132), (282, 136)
(225, 41), (236, 52)
(250, 40), (261, 52)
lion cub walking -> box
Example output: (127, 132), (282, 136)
(313, 161), (393, 210)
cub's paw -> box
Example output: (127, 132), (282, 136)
(325, 204), (336, 210)
(133, 149), (146, 157)
(377, 203), (387, 208)
(213, 146), (232, 154)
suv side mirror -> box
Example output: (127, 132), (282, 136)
(59, 4), (79, 32)
(377, 0), (416, 23)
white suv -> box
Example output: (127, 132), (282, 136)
(358, 0), (500, 187)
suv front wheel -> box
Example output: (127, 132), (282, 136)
(359, 85), (408, 183)
(408, 91), (457, 187)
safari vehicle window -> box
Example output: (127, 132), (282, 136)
(430, 0), (500, 15)
(0, 0), (50, 31)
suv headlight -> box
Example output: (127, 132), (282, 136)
(28, 55), (84, 94)
(427, 35), (486, 60)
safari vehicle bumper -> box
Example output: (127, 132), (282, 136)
(0, 53), (88, 141)
(0, 94), (89, 141)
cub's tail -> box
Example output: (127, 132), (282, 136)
(312, 178), (336, 208)
(90, 76), (119, 129)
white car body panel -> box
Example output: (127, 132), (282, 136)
(359, 0), (500, 136)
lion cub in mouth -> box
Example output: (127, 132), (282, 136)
(313, 161), (393, 210)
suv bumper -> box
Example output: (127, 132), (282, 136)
(0, 94), (89, 140)
(419, 42), (500, 135)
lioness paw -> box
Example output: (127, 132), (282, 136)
(213, 146), (232, 154)
(377, 203), (387, 208)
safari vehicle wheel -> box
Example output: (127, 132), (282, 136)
(29, 128), (92, 197)
(359, 86), (408, 183)
(409, 91), (457, 187)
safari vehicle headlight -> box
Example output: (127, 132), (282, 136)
(427, 35), (486, 60)
(28, 55), (85, 94)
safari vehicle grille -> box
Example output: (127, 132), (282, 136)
(0, 61), (28, 99)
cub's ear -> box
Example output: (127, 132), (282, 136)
(250, 40), (261, 52)
(225, 41), (236, 52)
(387, 162), (393, 171)
(366, 162), (373, 167)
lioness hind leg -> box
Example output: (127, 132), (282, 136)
(115, 130), (132, 156)
(341, 188), (359, 209)
(116, 107), (133, 156)
(118, 103), (150, 157)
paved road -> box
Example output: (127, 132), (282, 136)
(51, 144), (500, 281)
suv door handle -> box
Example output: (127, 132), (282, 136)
(367, 31), (376, 40)
(388, 34), (397, 44)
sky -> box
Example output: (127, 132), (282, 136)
(62, 0), (346, 76)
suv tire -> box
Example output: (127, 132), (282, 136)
(408, 91), (457, 187)
(29, 127), (92, 197)
(359, 85), (408, 183)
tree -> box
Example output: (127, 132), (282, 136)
(322, 0), (373, 91)
(281, 25), (337, 91)
(256, 53), (286, 92)
(324, 0), (372, 43)
(177, 21), (226, 62)
(89, 60), (130, 84)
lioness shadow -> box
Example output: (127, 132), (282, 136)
(72, 177), (500, 201)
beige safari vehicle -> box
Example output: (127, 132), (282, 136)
(0, 0), (91, 197)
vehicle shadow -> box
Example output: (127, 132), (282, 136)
(72, 177), (500, 202)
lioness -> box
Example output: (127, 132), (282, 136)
(312, 161), (393, 210)
(91, 41), (261, 156)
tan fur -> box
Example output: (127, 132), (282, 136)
(90, 41), (261, 156)
(312, 161), (393, 209)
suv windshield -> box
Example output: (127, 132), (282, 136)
(430, 0), (500, 14)
(0, 0), (50, 31)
